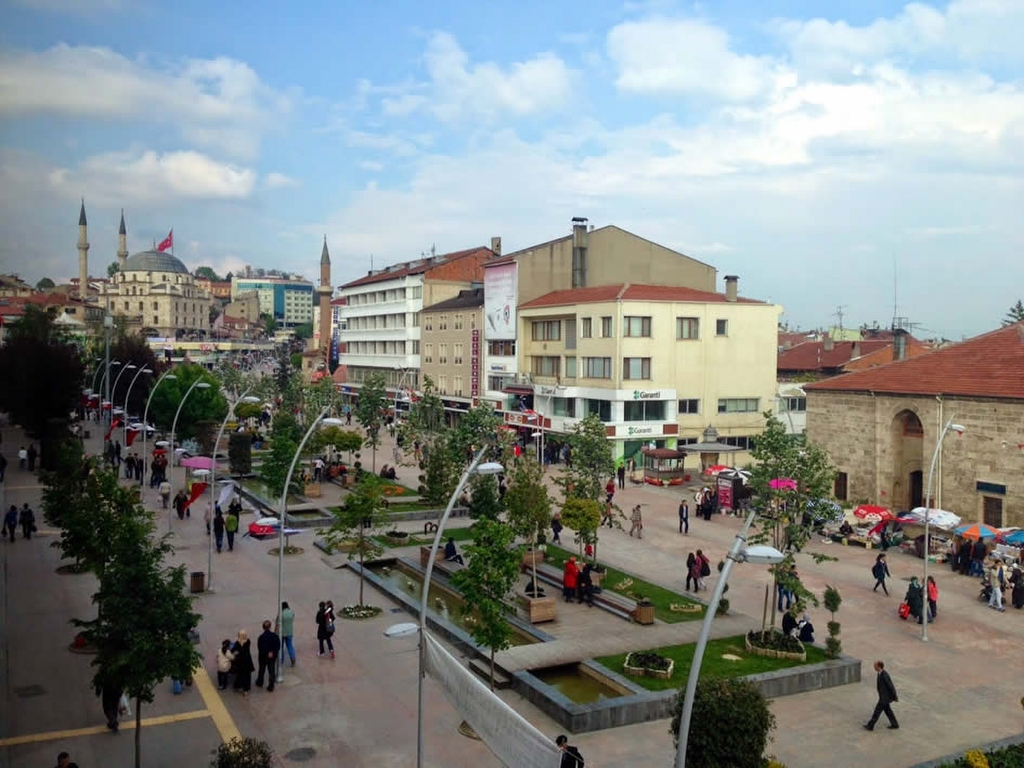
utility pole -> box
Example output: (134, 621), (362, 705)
(104, 314), (113, 426)
(834, 305), (848, 334)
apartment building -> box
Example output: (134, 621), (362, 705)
(516, 278), (781, 465)
(231, 275), (314, 328)
(336, 246), (494, 399)
(420, 288), (484, 419)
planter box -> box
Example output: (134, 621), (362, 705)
(623, 656), (675, 680)
(518, 594), (557, 624)
(745, 634), (807, 662)
(304, 484), (322, 498)
(522, 550), (545, 568)
(386, 532), (411, 545)
(634, 603), (655, 625)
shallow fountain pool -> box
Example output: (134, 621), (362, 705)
(529, 664), (631, 704)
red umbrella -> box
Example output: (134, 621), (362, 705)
(853, 504), (895, 523)
(705, 465), (731, 476)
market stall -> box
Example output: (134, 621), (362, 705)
(641, 447), (688, 486)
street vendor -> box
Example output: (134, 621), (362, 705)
(839, 520), (854, 537)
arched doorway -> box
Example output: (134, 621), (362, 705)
(890, 410), (924, 510)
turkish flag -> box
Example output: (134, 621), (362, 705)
(157, 229), (173, 253)
(126, 427), (140, 447)
(183, 482), (208, 512)
(104, 416), (121, 441)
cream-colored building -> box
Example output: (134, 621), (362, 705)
(515, 279), (781, 464)
(225, 291), (261, 322)
(420, 288), (484, 416)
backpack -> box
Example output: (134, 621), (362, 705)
(225, 514), (239, 533)
(872, 562), (883, 579)
(700, 558), (711, 577)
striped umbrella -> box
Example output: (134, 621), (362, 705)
(954, 523), (1000, 541)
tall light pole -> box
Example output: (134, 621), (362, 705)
(111, 363), (137, 432)
(276, 409), (344, 683)
(99, 359), (121, 426)
(675, 509), (785, 768)
(207, 390), (258, 591)
(103, 316), (113, 424)
(140, 370), (177, 488)
(921, 416), (965, 642)
(89, 356), (104, 397)
(169, 378), (212, 533)
(122, 366), (153, 446)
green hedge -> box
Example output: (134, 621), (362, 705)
(938, 743), (1024, 767)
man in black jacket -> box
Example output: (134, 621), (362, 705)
(864, 660), (899, 730)
(255, 619), (281, 692)
(556, 734), (584, 766)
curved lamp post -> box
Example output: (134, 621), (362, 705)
(169, 378), (212, 533)
(675, 509), (785, 768)
(922, 417), (965, 642)
(89, 357), (104, 397)
(275, 408), (345, 683)
(111, 363), (137, 415)
(122, 366), (152, 446)
(207, 390), (259, 591)
(385, 445), (504, 768)
(98, 360), (122, 421)
(140, 370), (177, 488)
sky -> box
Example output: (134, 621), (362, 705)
(0, 0), (1021, 340)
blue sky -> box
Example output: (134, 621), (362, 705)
(1, 0), (1022, 339)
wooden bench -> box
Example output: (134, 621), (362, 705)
(524, 561), (640, 623)
(421, 545), (466, 575)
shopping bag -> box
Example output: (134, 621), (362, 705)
(898, 602), (910, 620)
(172, 679), (183, 695)
(118, 693), (131, 717)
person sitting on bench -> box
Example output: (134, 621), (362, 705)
(838, 520), (854, 537)
(444, 537), (465, 565)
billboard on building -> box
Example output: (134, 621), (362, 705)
(484, 262), (517, 340)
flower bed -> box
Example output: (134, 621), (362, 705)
(339, 604), (383, 620)
(623, 651), (675, 680)
(381, 483), (416, 497)
(745, 631), (806, 662)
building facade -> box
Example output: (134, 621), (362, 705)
(805, 323), (1024, 526)
(224, 291), (261, 323)
(420, 288), (484, 416)
(515, 280), (780, 464)
(231, 275), (314, 328)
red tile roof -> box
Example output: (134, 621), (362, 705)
(777, 339), (892, 372)
(519, 283), (765, 309)
(805, 322), (1024, 399)
(340, 247), (493, 289)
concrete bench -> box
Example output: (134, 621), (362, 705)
(524, 561), (639, 622)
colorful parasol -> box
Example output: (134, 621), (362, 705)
(954, 522), (999, 541)
(853, 504), (895, 523)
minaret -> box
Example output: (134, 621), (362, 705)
(117, 209), (128, 271)
(77, 199), (90, 300)
(317, 235), (333, 362)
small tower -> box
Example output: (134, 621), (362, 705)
(117, 209), (129, 271)
(317, 236), (333, 362)
(77, 199), (90, 300)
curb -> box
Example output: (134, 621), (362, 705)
(908, 732), (1024, 768)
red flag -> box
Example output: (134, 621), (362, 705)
(157, 229), (173, 253)
(104, 416), (121, 442)
(183, 482), (208, 512)
(126, 427), (140, 447)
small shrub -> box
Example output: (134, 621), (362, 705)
(670, 677), (776, 768)
(964, 749), (990, 768)
(716, 598), (730, 616)
(628, 651), (670, 671)
(211, 737), (274, 768)
(823, 585), (842, 659)
(747, 630), (803, 654)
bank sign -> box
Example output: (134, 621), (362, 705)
(625, 424), (657, 436)
(633, 390), (662, 400)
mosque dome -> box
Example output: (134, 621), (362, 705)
(122, 249), (189, 274)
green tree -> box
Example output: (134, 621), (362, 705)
(355, 372), (387, 472)
(321, 475), (388, 606)
(293, 321), (314, 339)
(36, 276), (55, 290)
(669, 677), (776, 768)
(259, 433), (300, 500)
(0, 304), (84, 469)
(558, 413), (615, 502)
(107, 261), (120, 278)
(504, 456), (552, 594)
(468, 472), (504, 521)
(110, 333), (161, 417)
(261, 313), (278, 335)
(1003, 299), (1024, 326)
(302, 376), (338, 417)
(823, 585), (843, 659)
(421, 433), (462, 507)
(404, 375), (446, 438)
(309, 425), (362, 459)
(451, 518), (521, 690)
(560, 498), (603, 564)
(193, 266), (222, 282)
(211, 738), (274, 768)
(748, 412), (837, 629)
(146, 364), (227, 439)
(228, 432), (252, 475)
(234, 401), (262, 421)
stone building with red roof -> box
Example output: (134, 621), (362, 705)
(804, 322), (1024, 526)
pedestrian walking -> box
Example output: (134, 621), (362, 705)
(213, 509), (225, 553)
(4, 505), (17, 543)
(95, 674), (124, 733)
(628, 504), (643, 538)
(555, 734), (585, 766)
(872, 553), (891, 595)
(863, 660), (899, 730)
(616, 463), (625, 489)
(26, 444), (37, 471)
(19, 503), (35, 540)
(685, 552), (699, 591)
(159, 480), (171, 509)
(905, 576), (926, 623)
(551, 512), (563, 544)
(678, 499), (689, 534)
(989, 559), (1007, 612)
(316, 601), (335, 659)
(255, 620), (280, 692)
(926, 575), (939, 619)
(278, 601), (296, 666)
(18, 446), (27, 471)
(605, 477), (615, 505)
(216, 639), (235, 690)
(225, 508), (239, 551)
(0, 452), (7, 482)
(204, 503), (213, 535)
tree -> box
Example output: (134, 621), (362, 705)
(228, 432), (252, 475)
(261, 313), (278, 335)
(468, 472), (504, 520)
(0, 304), (84, 470)
(669, 677), (776, 768)
(211, 738), (274, 768)
(504, 456), (553, 595)
(309, 425), (362, 459)
(260, 432), (300, 500)
(451, 518), (521, 690)
(748, 412), (837, 630)
(421, 433), (462, 507)
(321, 475), (388, 607)
(1004, 300), (1024, 326)
(146, 364), (227, 439)
(107, 261), (120, 278)
(293, 321), (314, 340)
(355, 372), (387, 472)
(823, 585), (843, 659)
(36, 277), (55, 290)
(193, 266), (222, 282)
(560, 498), (602, 564)
(302, 376), (338, 418)
(110, 333), (161, 418)
(558, 413), (615, 502)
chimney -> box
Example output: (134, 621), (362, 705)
(724, 275), (738, 302)
(571, 217), (589, 288)
(893, 331), (907, 361)
(851, 341), (861, 360)
(823, 334), (834, 352)
(490, 236), (502, 256)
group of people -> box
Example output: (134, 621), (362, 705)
(561, 556), (596, 606)
(215, 604), (296, 695)
(4, 503), (35, 541)
(685, 550), (711, 592)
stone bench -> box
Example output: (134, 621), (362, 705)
(525, 561), (640, 623)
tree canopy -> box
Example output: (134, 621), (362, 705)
(109, 334), (162, 418)
(559, 413), (615, 502)
(36, 277), (55, 290)
(321, 475), (388, 606)
(193, 266), (222, 282)
(355, 372), (387, 471)
(292, 321), (314, 340)
(107, 261), (120, 278)
(145, 364), (227, 439)
(1004, 299), (1024, 326)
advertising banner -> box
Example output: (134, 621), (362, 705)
(484, 262), (517, 340)
(717, 477), (734, 511)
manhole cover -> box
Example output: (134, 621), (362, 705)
(14, 684), (46, 698)
(284, 747), (316, 761)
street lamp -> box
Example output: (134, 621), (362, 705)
(89, 357), (104, 397)
(169, 379), (212, 533)
(922, 417), (965, 642)
(275, 409), (345, 683)
(385, 446), (504, 768)
(140, 370), (177, 488)
(123, 367), (153, 446)
(111, 363), (137, 412)
(99, 360), (122, 423)
(207, 391), (260, 591)
(675, 509), (785, 768)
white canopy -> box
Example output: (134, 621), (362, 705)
(906, 507), (962, 530)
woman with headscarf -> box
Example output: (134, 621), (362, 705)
(230, 630), (254, 696)
(1010, 564), (1024, 609)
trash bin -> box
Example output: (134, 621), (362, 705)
(190, 571), (205, 593)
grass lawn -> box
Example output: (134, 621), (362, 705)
(595, 635), (828, 692)
(542, 544), (704, 623)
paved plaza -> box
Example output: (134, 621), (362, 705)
(2, 423), (1023, 768)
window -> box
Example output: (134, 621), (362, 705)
(585, 399), (612, 421)
(834, 472), (848, 502)
(453, 376), (463, 396)
(983, 496), (1004, 527)
(487, 340), (515, 356)
(531, 320), (561, 341)
(423, 344), (433, 364)
(784, 397), (807, 412)
(624, 400), (666, 421)
(600, 316), (613, 338)
(124, 301), (129, 310)
(716, 319), (728, 336)
(488, 375), (507, 390)
(439, 315), (448, 331)
(582, 356), (612, 378)
(153, 315), (159, 324)
(581, 318), (592, 338)
(409, 285), (423, 299)
(438, 344), (448, 364)
(153, 301), (159, 310)
(531, 356), (560, 377)
(454, 314), (463, 330)
(438, 375), (448, 395)
(678, 399), (700, 414)
(623, 316), (652, 337)
(411, 340), (420, 354)
(676, 317), (700, 340)
(453, 343), (463, 364)
(424, 316), (433, 331)
(718, 398), (759, 414)
(723, 436), (755, 450)
(552, 397), (576, 417)
(564, 356), (577, 378)
(623, 357), (651, 380)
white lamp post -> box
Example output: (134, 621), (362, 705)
(169, 378), (212, 533)
(140, 370), (177, 488)
(675, 509), (785, 768)
(89, 357), (104, 397)
(122, 366), (152, 446)
(99, 360), (122, 426)
(111, 363), (136, 413)
(922, 417), (965, 642)
(275, 409), (345, 683)
(385, 445), (504, 768)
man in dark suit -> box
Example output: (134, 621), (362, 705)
(864, 659), (899, 730)
(255, 619), (281, 692)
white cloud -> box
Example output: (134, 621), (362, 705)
(607, 17), (787, 101)
(48, 148), (258, 206)
(264, 172), (299, 190)
(906, 224), (983, 238)
(183, 253), (248, 279)
(0, 44), (293, 159)
(358, 160), (385, 171)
